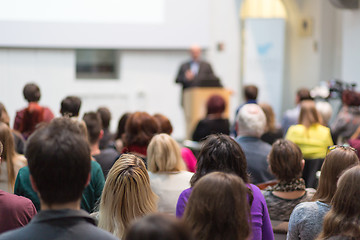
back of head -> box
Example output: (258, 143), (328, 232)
(115, 113), (131, 140)
(0, 122), (16, 188)
(124, 112), (159, 147)
(259, 103), (276, 132)
(296, 88), (312, 103)
(125, 214), (194, 240)
(153, 114), (173, 135)
(147, 133), (185, 172)
(236, 104), (266, 137)
(184, 172), (250, 240)
(190, 134), (248, 186)
(0, 102), (10, 126)
(97, 107), (111, 129)
(23, 83), (41, 102)
(60, 96), (82, 117)
(99, 154), (157, 239)
(244, 85), (258, 101)
(313, 147), (359, 204)
(206, 95), (226, 115)
(25, 117), (91, 206)
(318, 166), (360, 239)
(342, 90), (360, 107)
(298, 100), (321, 128)
(83, 112), (102, 145)
(315, 101), (333, 125)
(269, 139), (303, 181)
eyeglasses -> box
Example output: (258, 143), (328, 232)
(327, 145), (357, 154)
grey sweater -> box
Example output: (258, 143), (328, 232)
(287, 201), (331, 240)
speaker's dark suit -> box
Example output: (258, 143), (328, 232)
(175, 60), (216, 90)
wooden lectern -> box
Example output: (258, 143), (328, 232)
(183, 87), (232, 140)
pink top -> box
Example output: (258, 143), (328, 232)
(181, 147), (197, 172)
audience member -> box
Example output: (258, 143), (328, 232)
(97, 154), (157, 239)
(0, 118), (117, 240)
(315, 101), (333, 127)
(183, 172), (250, 240)
(125, 213), (194, 240)
(154, 113), (197, 173)
(232, 85), (258, 137)
(60, 95), (82, 118)
(97, 107), (113, 149)
(122, 112), (159, 163)
(192, 95), (230, 141)
(0, 141), (37, 234)
(316, 166), (360, 240)
(235, 104), (275, 184)
(114, 112), (131, 152)
(282, 88), (312, 135)
(0, 122), (27, 192)
(262, 139), (315, 221)
(259, 103), (283, 145)
(331, 89), (360, 144)
(0, 103), (25, 154)
(13, 83), (54, 139)
(286, 100), (333, 188)
(176, 134), (274, 240)
(83, 112), (119, 178)
(287, 146), (359, 240)
(15, 117), (105, 213)
(147, 134), (193, 214)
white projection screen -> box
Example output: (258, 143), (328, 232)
(0, 0), (210, 49)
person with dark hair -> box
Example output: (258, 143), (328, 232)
(176, 134), (274, 240)
(192, 94), (230, 141)
(287, 146), (359, 240)
(97, 107), (113, 149)
(282, 88), (312, 135)
(262, 140), (315, 221)
(183, 172), (250, 240)
(125, 213), (194, 240)
(331, 89), (360, 144)
(316, 166), (360, 240)
(60, 96), (82, 118)
(83, 112), (119, 178)
(0, 141), (37, 234)
(122, 112), (159, 162)
(114, 112), (131, 152)
(13, 83), (54, 139)
(14, 117), (105, 213)
(0, 118), (117, 240)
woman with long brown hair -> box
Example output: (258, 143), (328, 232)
(286, 100), (333, 188)
(287, 146), (359, 240)
(0, 122), (27, 192)
(317, 166), (360, 240)
(97, 154), (158, 239)
(183, 172), (250, 240)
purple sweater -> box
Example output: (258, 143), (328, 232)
(176, 183), (274, 240)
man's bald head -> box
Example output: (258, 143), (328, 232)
(190, 45), (201, 61)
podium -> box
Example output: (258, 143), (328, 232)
(183, 87), (232, 140)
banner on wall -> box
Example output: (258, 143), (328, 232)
(243, 18), (286, 121)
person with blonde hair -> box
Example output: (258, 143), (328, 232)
(317, 166), (360, 240)
(287, 146), (359, 240)
(147, 134), (193, 215)
(286, 100), (333, 188)
(98, 154), (158, 239)
(0, 122), (27, 192)
(259, 103), (283, 145)
(183, 172), (251, 240)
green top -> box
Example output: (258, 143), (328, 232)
(14, 160), (105, 213)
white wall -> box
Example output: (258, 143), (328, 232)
(0, 1), (242, 141)
(342, 9), (360, 87)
